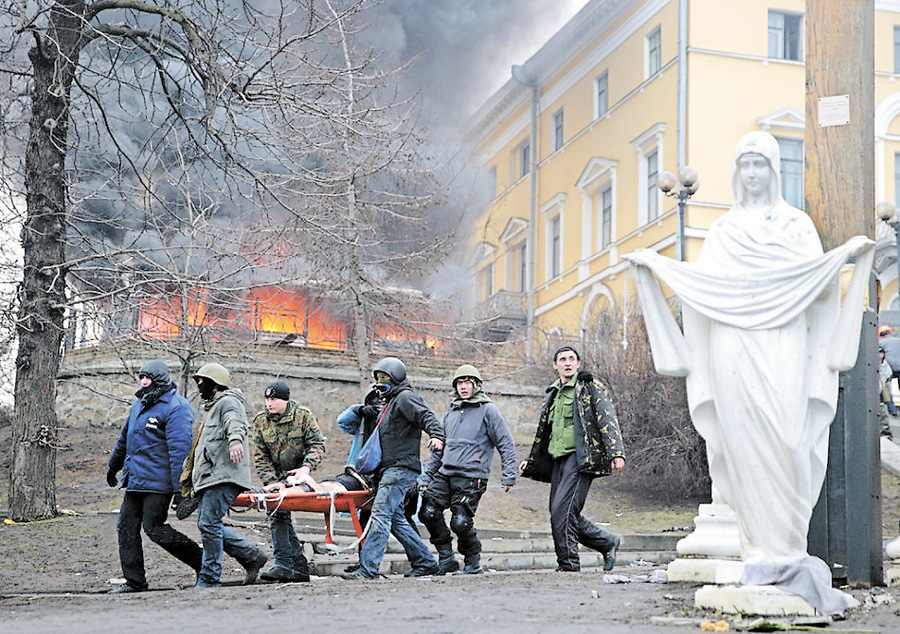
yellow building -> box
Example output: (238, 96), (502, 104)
(465, 0), (900, 354)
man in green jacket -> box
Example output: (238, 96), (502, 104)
(252, 380), (326, 583)
(182, 362), (268, 588)
(520, 346), (626, 572)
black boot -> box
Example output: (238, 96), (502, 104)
(455, 552), (483, 575)
(434, 542), (459, 576)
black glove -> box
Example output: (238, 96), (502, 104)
(171, 493), (183, 510)
(106, 469), (118, 488)
(175, 495), (199, 520)
(360, 405), (377, 419)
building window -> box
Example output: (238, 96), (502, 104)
(768, 11), (803, 61)
(552, 109), (564, 152)
(480, 263), (494, 300)
(595, 71), (609, 118)
(895, 153), (900, 208)
(895, 27), (900, 74)
(630, 123), (665, 227)
(512, 140), (530, 181)
(548, 214), (561, 280)
(599, 185), (613, 249)
(646, 27), (661, 78)
(646, 149), (659, 221)
(776, 137), (803, 209)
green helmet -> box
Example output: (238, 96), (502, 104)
(452, 364), (482, 386)
(193, 362), (231, 389)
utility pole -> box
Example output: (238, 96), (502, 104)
(805, 0), (881, 586)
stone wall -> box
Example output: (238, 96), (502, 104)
(57, 344), (546, 445)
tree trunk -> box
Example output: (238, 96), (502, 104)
(10, 1), (84, 520)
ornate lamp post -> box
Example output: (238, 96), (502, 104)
(658, 166), (699, 262)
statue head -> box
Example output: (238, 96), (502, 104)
(731, 131), (782, 210)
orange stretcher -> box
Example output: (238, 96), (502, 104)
(231, 485), (374, 546)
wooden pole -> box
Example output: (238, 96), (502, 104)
(805, 0), (881, 587)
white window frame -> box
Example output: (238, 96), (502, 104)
(551, 108), (564, 152)
(630, 123), (666, 227)
(768, 10), (803, 62)
(510, 138), (530, 183)
(540, 194), (567, 283)
(594, 71), (609, 119)
(498, 217), (528, 292)
(775, 136), (804, 209)
(480, 262), (494, 300)
(645, 26), (661, 79)
(575, 157), (617, 261)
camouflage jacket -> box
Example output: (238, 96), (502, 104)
(252, 400), (326, 485)
(522, 370), (625, 483)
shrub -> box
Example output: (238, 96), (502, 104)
(581, 300), (710, 502)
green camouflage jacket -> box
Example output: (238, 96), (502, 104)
(251, 400), (326, 485)
(522, 370), (625, 483)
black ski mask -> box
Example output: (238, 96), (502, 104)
(196, 378), (218, 401)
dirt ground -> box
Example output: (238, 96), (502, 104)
(3, 424), (900, 632)
(1, 514), (900, 634)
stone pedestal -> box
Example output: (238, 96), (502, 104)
(695, 585), (819, 616)
(667, 503), (742, 583)
(884, 536), (900, 586)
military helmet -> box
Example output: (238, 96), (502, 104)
(193, 362), (231, 389)
(452, 364), (482, 386)
(373, 357), (406, 384)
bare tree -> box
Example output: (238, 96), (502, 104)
(0, 0), (472, 520)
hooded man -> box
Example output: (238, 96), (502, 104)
(107, 360), (202, 593)
(341, 357), (445, 580)
(419, 364), (517, 575)
(181, 362), (268, 588)
(251, 380), (326, 583)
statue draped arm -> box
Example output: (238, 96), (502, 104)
(827, 237), (876, 372)
(628, 260), (691, 377)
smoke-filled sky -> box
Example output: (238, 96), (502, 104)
(363, 0), (589, 130)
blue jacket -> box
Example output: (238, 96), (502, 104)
(108, 387), (195, 494)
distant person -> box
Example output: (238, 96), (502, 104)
(106, 360), (202, 593)
(341, 357), (445, 580)
(252, 380), (326, 583)
(181, 362), (268, 588)
(880, 326), (900, 414)
(519, 346), (625, 572)
(419, 364), (517, 575)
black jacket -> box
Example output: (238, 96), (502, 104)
(522, 370), (625, 483)
(374, 380), (444, 474)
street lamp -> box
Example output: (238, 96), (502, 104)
(512, 63), (538, 362)
(658, 166), (699, 261)
(878, 200), (900, 309)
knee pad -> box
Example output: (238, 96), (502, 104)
(418, 501), (443, 525)
(449, 507), (474, 535)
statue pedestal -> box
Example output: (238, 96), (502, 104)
(884, 536), (900, 586)
(667, 503), (742, 583)
(695, 585), (829, 616)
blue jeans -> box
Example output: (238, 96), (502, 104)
(358, 467), (436, 577)
(196, 483), (260, 585)
(269, 509), (308, 575)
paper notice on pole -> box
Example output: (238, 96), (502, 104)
(818, 94), (849, 127)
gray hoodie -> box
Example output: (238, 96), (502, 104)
(425, 402), (517, 486)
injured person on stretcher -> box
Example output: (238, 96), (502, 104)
(280, 466), (371, 494)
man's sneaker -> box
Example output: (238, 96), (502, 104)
(454, 563), (484, 575)
(435, 557), (460, 575)
(341, 568), (376, 580)
(242, 551), (268, 585)
(108, 583), (147, 594)
(603, 535), (621, 571)
(403, 563), (439, 577)
(260, 565), (309, 583)
(343, 562), (361, 574)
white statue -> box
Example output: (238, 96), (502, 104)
(625, 131), (874, 614)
